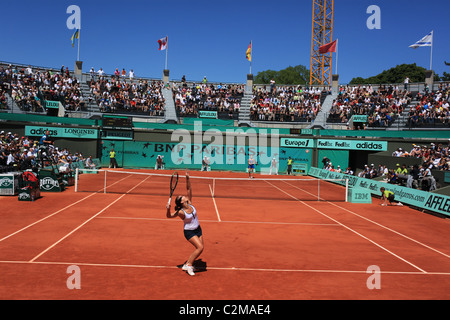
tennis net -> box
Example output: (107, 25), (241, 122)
(74, 169), (349, 202)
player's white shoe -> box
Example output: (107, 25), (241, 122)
(182, 264), (196, 276)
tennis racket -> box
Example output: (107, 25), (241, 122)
(168, 172), (179, 205)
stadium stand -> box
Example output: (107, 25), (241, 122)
(0, 130), (91, 174)
(89, 77), (165, 116)
(326, 82), (449, 129)
(2, 61), (447, 129)
(406, 83), (450, 128)
(249, 85), (329, 123)
(171, 80), (245, 121)
(0, 63), (84, 114)
(327, 84), (411, 128)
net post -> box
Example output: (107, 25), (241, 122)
(317, 179), (320, 201)
(345, 179), (349, 202)
(104, 170), (107, 194)
(75, 168), (79, 192)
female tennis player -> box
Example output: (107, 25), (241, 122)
(166, 172), (204, 276)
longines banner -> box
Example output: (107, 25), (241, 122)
(309, 167), (450, 217)
(25, 126), (98, 139)
(317, 139), (388, 151)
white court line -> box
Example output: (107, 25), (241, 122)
(0, 173), (134, 244)
(0, 193), (96, 243)
(209, 184), (221, 222)
(1, 260), (449, 276)
(97, 216), (340, 227)
(264, 180), (428, 274)
(282, 180), (450, 261)
(28, 175), (152, 263)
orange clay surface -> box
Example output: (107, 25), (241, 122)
(1, 169), (450, 300)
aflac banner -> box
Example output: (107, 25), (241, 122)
(308, 167), (450, 217)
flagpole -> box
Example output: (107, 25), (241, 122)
(335, 39), (338, 75)
(165, 36), (168, 70)
(77, 29), (80, 61)
(430, 30), (433, 70)
(250, 40), (252, 74)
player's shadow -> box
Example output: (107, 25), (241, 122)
(177, 259), (207, 273)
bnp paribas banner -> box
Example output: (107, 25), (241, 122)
(100, 140), (312, 173)
(308, 167), (450, 218)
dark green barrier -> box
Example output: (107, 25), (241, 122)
(309, 167), (450, 217)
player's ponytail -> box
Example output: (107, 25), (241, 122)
(175, 196), (183, 212)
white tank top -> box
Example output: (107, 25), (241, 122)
(182, 205), (200, 231)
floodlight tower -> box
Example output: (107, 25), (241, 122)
(310, 0), (335, 86)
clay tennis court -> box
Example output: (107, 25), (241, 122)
(1, 169), (450, 300)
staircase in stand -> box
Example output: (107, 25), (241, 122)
(238, 90), (253, 127)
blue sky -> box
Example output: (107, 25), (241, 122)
(1, 0), (449, 84)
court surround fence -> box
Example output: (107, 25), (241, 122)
(309, 167), (450, 218)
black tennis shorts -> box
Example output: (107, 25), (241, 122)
(184, 226), (203, 241)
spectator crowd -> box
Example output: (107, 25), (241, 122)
(250, 85), (325, 122)
(392, 142), (450, 171)
(89, 72), (165, 116)
(0, 130), (92, 175)
(328, 85), (411, 128)
(0, 64), (84, 112)
(172, 79), (244, 119)
(321, 139), (449, 192)
(407, 83), (450, 128)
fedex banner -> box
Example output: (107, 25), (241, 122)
(317, 139), (388, 151)
(309, 167), (450, 217)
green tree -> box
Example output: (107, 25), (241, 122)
(440, 72), (450, 82)
(349, 63), (429, 85)
(254, 65), (310, 85)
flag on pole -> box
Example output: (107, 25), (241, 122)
(319, 40), (337, 54)
(409, 31), (433, 49)
(71, 29), (79, 48)
(246, 42), (252, 62)
(158, 36), (168, 51)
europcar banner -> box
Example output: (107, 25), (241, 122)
(281, 138), (315, 148)
(309, 167), (450, 217)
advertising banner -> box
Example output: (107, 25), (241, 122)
(198, 111), (218, 119)
(308, 167), (450, 217)
(25, 126), (98, 139)
(281, 138), (315, 148)
(317, 139), (388, 151)
(100, 140), (312, 173)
